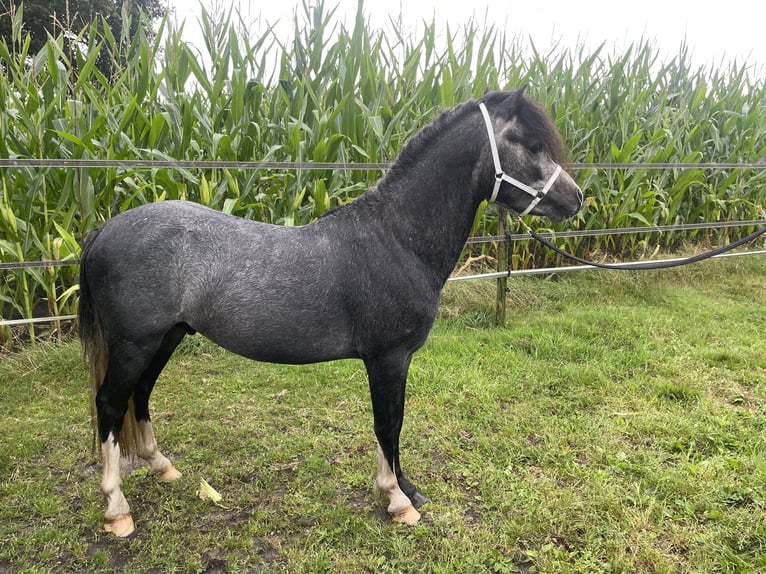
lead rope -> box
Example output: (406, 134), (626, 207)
(515, 215), (766, 270)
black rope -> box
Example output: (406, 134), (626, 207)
(526, 225), (766, 270)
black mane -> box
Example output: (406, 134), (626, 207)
(384, 99), (476, 182)
(321, 99), (476, 218)
(320, 89), (570, 220)
(385, 90), (569, 183)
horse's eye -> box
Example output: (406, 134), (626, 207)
(529, 142), (543, 155)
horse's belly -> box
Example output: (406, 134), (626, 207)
(194, 316), (356, 365)
(224, 339), (355, 365)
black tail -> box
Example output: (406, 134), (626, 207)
(78, 227), (103, 359)
(79, 227), (139, 456)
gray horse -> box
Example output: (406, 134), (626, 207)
(79, 88), (583, 536)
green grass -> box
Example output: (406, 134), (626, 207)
(1, 256), (766, 572)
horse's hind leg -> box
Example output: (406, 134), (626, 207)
(133, 325), (187, 482)
(101, 427), (134, 536)
(136, 421), (181, 481)
(97, 341), (159, 537)
(365, 352), (428, 525)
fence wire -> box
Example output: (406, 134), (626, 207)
(3, 220), (764, 272)
(2, 159), (765, 328)
(465, 219), (766, 244)
(1, 158), (765, 170)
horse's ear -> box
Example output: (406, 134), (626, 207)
(505, 84), (528, 118)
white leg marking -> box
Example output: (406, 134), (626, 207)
(374, 445), (421, 525)
(136, 420), (181, 481)
(101, 432), (135, 536)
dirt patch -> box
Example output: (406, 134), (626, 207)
(86, 537), (133, 571)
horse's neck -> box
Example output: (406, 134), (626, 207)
(375, 152), (483, 283)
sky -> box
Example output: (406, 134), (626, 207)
(170, 0), (766, 72)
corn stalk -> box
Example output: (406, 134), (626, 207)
(1, 0), (764, 345)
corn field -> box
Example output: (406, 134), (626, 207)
(1, 0), (765, 345)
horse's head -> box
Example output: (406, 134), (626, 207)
(476, 88), (583, 221)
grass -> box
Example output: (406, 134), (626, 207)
(1, 256), (766, 572)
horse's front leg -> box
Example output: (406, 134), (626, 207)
(365, 352), (428, 525)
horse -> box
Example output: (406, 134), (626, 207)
(79, 88), (584, 537)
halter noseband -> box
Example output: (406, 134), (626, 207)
(479, 102), (563, 215)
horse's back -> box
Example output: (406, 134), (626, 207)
(83, 202), (356, 362)
(83, 200), (440, 364)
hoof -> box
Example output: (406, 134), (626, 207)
(391, 505), (421, 525)
(104, 513), (135, 537)
(157, 465), (182, 482)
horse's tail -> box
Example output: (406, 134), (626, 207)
(79, 227), (139, 457)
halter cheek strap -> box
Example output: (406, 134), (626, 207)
(479, 102), (563, 215)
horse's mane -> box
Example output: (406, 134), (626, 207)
(387, 90), (569, 179)
(319, 90), (569, 220)
(319, 100), (476, 220)
(384, 99), (475, 181)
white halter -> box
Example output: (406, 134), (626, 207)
(479, 102), (563, 215)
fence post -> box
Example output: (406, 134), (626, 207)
(494, 209), (510, 326)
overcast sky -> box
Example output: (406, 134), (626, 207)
(171, 0), (765, 72)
